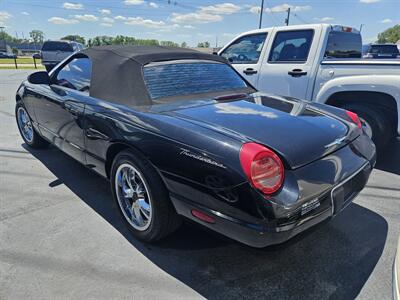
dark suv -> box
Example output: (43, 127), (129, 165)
(41, 40), (84, 72)
(363, 43), (400, 59)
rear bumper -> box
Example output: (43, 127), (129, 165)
(171, 162), (373, 248)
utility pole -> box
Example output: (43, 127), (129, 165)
(285, 7), (291, 26)
(258, 0), (265, 29)
(359, 24), (364, 32)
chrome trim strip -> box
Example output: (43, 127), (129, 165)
(330, 161), (370, 215)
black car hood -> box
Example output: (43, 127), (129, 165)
(167, 94), (351, 169)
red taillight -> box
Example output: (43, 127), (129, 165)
(240, 143), (284, 195)
(191, 209), (215, 223)
(346, 110), (362, 129)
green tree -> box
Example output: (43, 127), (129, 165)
(0, 31), (20, 43)
(160, 40), (179, 47)
(180, 42), (187, 48)
(11, 47), (18, 55)
(377, 24), (400, 43)
(61, 35), (86, 44)
(29, 30), (44, 43)
(197, 41), (210, 48)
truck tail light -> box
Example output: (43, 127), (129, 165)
(240, 143), (284, 195)
(346, 110), (362, 129)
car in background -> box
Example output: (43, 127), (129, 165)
(363, 43), (400, 59)
(394, 235), (400, 299)
(40, 40), (84, 72)
(0, 52), (17, 59)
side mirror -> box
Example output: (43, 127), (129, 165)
(212, 51), (219, 55)
(27, 71), (50, 85)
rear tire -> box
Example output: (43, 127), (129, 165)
(110, 149), (181, 242)
(342, 103), (392, 151)
(15, 102), (49, 148)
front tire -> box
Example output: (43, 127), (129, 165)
(110, 149), (181, 242)
(15, 102), (48, 148)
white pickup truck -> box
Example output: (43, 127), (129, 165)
(218, 24), (400, 150)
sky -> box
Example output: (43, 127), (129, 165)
(0, 0), (399, 46)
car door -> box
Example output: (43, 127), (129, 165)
(257, 29), (317, 100)
(33, 56), (91, 163)
(219, 32), (268, 86)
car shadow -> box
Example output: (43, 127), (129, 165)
(24, 145), (388, 300)
(375, 137), (400, 175)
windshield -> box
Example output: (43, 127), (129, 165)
(369, 45), (399, 54)
(42, 41), (73, 52)
(143, 61), (251, 102)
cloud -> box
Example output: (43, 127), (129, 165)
(359, 0), (380, 3)
(102, 17), (114, 23)
(124, 0), (144, 5)
(249, 6), (261, 14)
(314, 16), (335, 22)
(124, 16), (166, 28)
(149, 2), (159, 8)
(62, 2), (83, 10)
(198, 3), (241, 15)
(74, 14), (98, 21)
(266, 3), (311, 13)
(0, 11), (12, 26)
(171, 12), (222, 24)
(21, 11), (30, 16)
(99, 9), (111, 15)
(100, 23), (113, 27)
(183, 25), (195, 29)
(114, 15), (127, 21)
(48, 17), (79, 25)
(381, 18), (392, 23)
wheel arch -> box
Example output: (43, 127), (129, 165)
(324, 91), (398, 135)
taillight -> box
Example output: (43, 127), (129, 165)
(240, 143), (284, 195)
(346, 110), (362, 129)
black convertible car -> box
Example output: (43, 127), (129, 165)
(15, 46), (376, 247)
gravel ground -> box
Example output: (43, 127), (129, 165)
(0, 70), (399, 299)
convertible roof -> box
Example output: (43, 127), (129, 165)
(80, 45), (229, 106)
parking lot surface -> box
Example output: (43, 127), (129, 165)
(1, 70), (399, 299)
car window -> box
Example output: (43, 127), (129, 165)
(268, 30), (314, 63)
(220, 33), (267, 64)
(143, 61), (249, 100)
(369, 45), (399, 54)
(42, 41), (73, 52)
(54, 57), (92, 92)
(324, 31), (362, 58)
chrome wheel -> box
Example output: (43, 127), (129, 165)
(115, 163), (152, 231)
(359, 116), (373, 139)
(17, 106), (33, 143)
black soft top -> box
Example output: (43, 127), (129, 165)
(80, 45), (229, 106)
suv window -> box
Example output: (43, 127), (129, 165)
(268, 30), (314, 63)
(220, 33), (267, 64)
(143, 61), (249, 100)
(42, 41), (73, 52)
(54, 57), (92, 92)
(325, 31), (362, 58)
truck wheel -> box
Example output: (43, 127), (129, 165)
(342, 103), (392, 151)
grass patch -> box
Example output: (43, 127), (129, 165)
(0, 66), (45, 70)
(0, 58), (42, 64)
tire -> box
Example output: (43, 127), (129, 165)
(15, 102), (49, 148)
(342, 103), (392, 151)
(110, 149), (181, 242)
